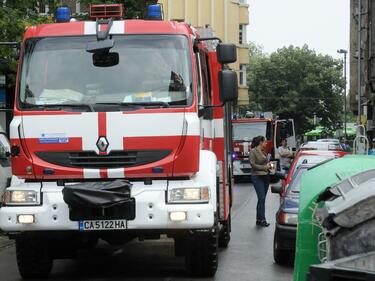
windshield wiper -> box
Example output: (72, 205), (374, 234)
(308, 158), (335, 171)
(96, 102), (170, 108)
(23, 103), (94, 112)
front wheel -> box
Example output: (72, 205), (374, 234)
(219, 214), (231, 248)
(16, 235), (53, 279)
(273, 230), (290, 265)
(185, 228), (218, 277)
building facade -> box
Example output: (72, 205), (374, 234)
(157, 0), (250, 107)
(350, 0), (375, 134)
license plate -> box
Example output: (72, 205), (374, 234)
(79, 220), (127, 231)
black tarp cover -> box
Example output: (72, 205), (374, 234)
(62, 180), (132, 208)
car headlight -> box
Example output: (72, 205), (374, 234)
(168, 187), (210, 203)
(2, 190), (39, 206)
(279, 212), (298, 226)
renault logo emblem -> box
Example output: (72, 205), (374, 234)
(96, 137), (109, 152)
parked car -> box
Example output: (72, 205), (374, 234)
(301, 141), (345, 153)
(272, 164), (314, 265)
(279, 150), (347, 197)
(272, 149), (349, 265)
(0, 126), (11, 196)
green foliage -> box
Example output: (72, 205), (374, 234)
(0, 1), (52, 85)
(248, 44), (345, 136)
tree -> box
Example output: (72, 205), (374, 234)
(0, 1), (52, 84)
(248, 44), (344, 136)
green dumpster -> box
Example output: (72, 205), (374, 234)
(294, 155), (375, 281)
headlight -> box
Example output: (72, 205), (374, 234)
(2, 190), (39, 206)
(279, 212), (298, 225)
(168, 187), (210, 203)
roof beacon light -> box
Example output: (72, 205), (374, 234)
(56, 7), (71, 23)
(147, 4), (163, 20)
(89, 4), (124, 19)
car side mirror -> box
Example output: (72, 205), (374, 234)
(0, 146), (9, 160)
(271, 185), (282, 194)
(219, 69), (238, 103)
(274, 171), (287, 180)
(216, 43), (237, 64)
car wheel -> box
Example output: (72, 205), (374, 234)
(273, 230), (290, 265)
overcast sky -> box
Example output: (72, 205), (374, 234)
(247, 0), (350, 59)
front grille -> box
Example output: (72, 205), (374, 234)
(36, 150), (171, 169)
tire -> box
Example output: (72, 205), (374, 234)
(273, 230), (290, 265)
(185, 228), (218, 277)
(219, 214), (231, 248)
(16, 235), (53, 279)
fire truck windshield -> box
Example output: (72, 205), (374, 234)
(19, 35), (192, 110)
(232, 122), (271, 142)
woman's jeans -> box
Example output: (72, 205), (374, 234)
(251, 174), (270, 221)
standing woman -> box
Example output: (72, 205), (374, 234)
(249, 136), (272, 227)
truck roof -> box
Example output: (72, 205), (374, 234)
(23, 19), (195, 40)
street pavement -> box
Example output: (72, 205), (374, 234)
(0, 182), (293, 281)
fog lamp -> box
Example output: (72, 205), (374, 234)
(17, 214), (35, 224)
(169, 211), (187, 222)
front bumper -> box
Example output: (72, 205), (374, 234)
(275, 223), (297, 251)
(0, 181), (215, 232)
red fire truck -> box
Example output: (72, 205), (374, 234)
(232, 116), (296, 180)
(0, 4), (237, 278)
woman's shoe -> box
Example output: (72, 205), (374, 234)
(256, 220), (262, 225)
(259, 220), (270, 227)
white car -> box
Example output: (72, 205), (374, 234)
(0, 126), (11, 195)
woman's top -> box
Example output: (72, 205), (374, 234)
(249, 147), (269, 175)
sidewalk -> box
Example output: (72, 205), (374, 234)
(0, 233), (13, 250)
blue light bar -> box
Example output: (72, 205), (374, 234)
(56, 7), (71, 23)
(147, 4), (163, 20)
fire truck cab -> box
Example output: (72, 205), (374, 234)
(232, 116), (296, 180)
(0, 4), (237, 278)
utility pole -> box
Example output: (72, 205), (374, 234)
(338, 49), (348, 139)
(357, 0), (362, 126)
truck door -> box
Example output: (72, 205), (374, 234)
(274, 119), (296, 158)
(0, 129), (11, 195)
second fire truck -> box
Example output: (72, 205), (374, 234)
(232, 115), (296, 180)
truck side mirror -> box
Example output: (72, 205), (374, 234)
(219, 69), (238, 103)
(216, 43), (237, 64)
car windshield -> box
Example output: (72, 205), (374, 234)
(293, 155), (335, 176)
(233, 122), (268, 141)
(19, 35), (192, 109)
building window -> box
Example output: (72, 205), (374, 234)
(239, 64), (247, 87)
(76, 1), (81, 14)
(239, 24), (247, 45)
(239, 0), (248, 4)
(39, 4), (49, 14)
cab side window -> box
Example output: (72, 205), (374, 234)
(199, 51), (213, 120)
(199, 51), (212, 107)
